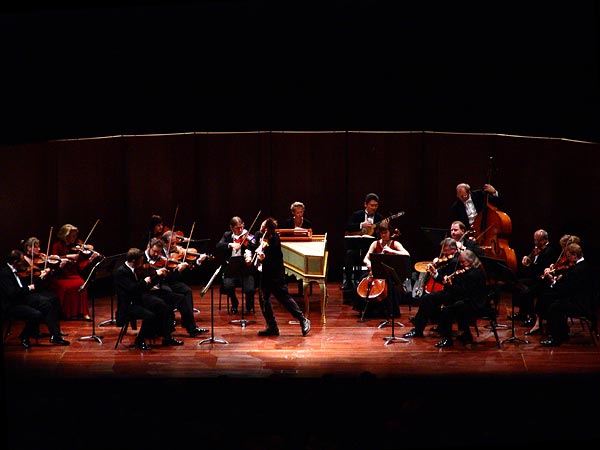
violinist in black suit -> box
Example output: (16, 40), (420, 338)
(449, 220), (484, 258)
(254, 217), (311, 337)
(215, 216), (257, 314)
(342, 193), (385, 291)
(0, 249), (69, 348)
(114, 248), (161, 350)
(450, 182), (500, 228)
(540, 243), (596, 346)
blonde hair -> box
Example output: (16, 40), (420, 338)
(57, 224), (78, 242)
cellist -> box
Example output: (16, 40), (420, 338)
(354, 223), (410, 319)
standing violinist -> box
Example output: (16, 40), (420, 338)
(254, 217), (311, 337)
(510, 229), (556, 332)
(356, 222), (410, 318)
(50, 224), (99, 320)
(450, 182), (500, 228)
(216, 216), (257, 314)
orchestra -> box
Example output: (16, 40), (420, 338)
(2, 182), (594, 351)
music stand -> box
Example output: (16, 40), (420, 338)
(199, 265), (228, 345)
(78, 253), (127, 344)
(225, 256), (255, 328)
(479, 256), (521, 336)
(370, 254), (411, 345)
(344, 235), (375, 289)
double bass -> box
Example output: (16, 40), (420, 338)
(471, 157), (517, 273)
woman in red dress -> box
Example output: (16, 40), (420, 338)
(50, 224), (100, 320)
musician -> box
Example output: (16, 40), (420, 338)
(449, 220), (483, 257)
(342, 193), (384, 291)
(529, 234), (582, 335)
(143, 214), (164, 249)
(50, 224), (99, 321)
(540, 243), (596, 347)
(253, 217), (311, 337)
(114, 248), (165, 350)
(403, 238), (462, 339)
(142, 238), (201, 340)
(280, 201), (313, 231)
(510, 229), (556, 331)
(215, 216), (257, 314)
(355, 223), (410, 318)
(159, 231), (208, 336)
(0, 249), (70, 348)
(450, 182), (500, 227)
(433, 249), (490, 348)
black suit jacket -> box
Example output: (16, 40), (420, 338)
(450, 190), (500, 226)
(280, 217), (313, 230)
(0, 264), (30, 314)
(345, 210), (384, 235)
(113, 262), (151, 326)
(552, 259), (596, 316)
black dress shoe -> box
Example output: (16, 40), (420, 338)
(258, 327), (280, 336)
(300, 317), (311, 336)
(230, 307), (238, 314)
(524, 327), (541, 336)
(50, 335), (70, 346)
(540, 338), (561, 347)
(134, 338), (152, 350)
(162, 336), (184, 346)
(20, 337), (32, 349)
(188, 327), (209, 337)
(435, 338), (454, 348)
(403, 329), (424, 338)
(523, 317), (536, 327)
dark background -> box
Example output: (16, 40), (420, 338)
(2, 1), (600, 277)
(2, 1), (599, 146)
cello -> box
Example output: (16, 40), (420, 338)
(471, 157), (517, 273)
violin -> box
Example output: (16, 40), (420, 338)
(16, 261), (41, 279)
(250, 234), (269, 268)
(522, 245), (544, 267)
(234, 231), (255, 247)
(443, 267), (470, 284)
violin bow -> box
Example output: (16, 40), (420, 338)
(239, 209), (261, 247)
(183, 222), (195, 260)
(165, 206), (179, 259)
(30, 238), (36, 285)
(78, 219), (100, 257)
(44, 226), (53, 272)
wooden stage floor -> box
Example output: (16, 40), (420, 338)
(3, 282), (600, 449)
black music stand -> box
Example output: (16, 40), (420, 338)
(343, 235), (375, 289)
(225, 256), (255, 328)
(370, 254), (411, 345)
(480, 256), (527, 344)
(480, 256), (518, 334)
(199, 265), (228, 345)
(421, 227), (448, 246)
(78, 253), (126, 344)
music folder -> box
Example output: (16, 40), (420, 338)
(369, 253), (411, 285)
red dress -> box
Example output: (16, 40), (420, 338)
(50, 241), (91, 318)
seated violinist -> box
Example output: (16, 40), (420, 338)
(354, 223), (410, 318)
(527, 234), (581, 336)
(404, 238), (462, 338)
(50, 224), (100, 321)
(144, 238), (206, 338)
(0, 249), (69, 348)
(449, 220), (483, 257)
(216, 216), (257, 314)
